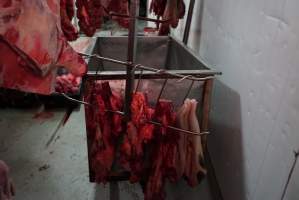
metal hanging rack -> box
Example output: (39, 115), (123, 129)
(62, 93), (210, 136)
(62, 0), (220, 184)
(63, 0), (220, 138)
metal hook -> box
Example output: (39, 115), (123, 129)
(156, 79), (168, 105)
(133, 64), (142, 71)
(61, 93), (92, 106)
(182, 80), (195, 104)
(135, 69), (143, 93)
(177, 75), (192, 83)
(155, 69), (166, 74)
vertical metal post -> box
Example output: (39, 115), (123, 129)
(201, 79), (223, 199)
(201, 79), (213, 149)
(124, 0), (139, 121)
(183, 0), (195, 45)
(109, 1), (139, 198)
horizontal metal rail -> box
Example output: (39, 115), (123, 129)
(80, 53), (221, 81)
(61, 92), (210, 137)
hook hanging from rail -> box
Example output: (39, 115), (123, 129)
(105, 109), (210, 136)
(60, 93), (209, 137)
(182, 80), (195, 104)
(80, 52), (218, 82)
(155, 78), (168, 106)
(135, 69), (143, 93)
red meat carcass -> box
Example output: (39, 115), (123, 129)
(144, 100), (179, 200)
(60, 0), (78, 41)
(107, 0), (129, 28)
(84, 81), (123, 183)
(120, 92), (155, 183)
(0, 0), (86, 94)
(150, 0), (186, 35)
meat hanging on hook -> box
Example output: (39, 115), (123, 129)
(60, 0), (79, 41)
(150, 0), (186, 35)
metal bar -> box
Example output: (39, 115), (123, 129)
(137, 65), (218, 81)
(110, 182), (120, 200)
(80, 53), (221, 81)
(109, 12), (170, 24)
(281, 150), (299, 200)
(61, 93), (211, 137)
(79, 53), (128, 66)
(182, 80), (195, 104)
(135, 69), (143, 93)
(86, 70), (218, 81)
(201, 79), (214, 149)
(155, 79), (168, 105)
(61, 93), (91, 106)
(204, 148), (224, 200)
(148, 120), (210, 136)
(138, 16), (170, 23)
(124, 0), (139, 121)
(105, 109), (209, 136)
(183, 0), (195, 44)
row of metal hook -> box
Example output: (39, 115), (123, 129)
(79, 53), (215, 82)
(62, 93), (210, 137)
(61, 51), (213, 136)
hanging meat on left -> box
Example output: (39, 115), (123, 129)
(0, 0), (87, 94)
(106, 0), (130, 28)
(60, 0), (78, 41)
(83, 81), (207, 200)
(76, 0), (103, 37)
(120, 92), (155, 183)
(150, 0), (186, 35)
(84, 81), (124, 183)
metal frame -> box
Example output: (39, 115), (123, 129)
(72, 0), (221, 186)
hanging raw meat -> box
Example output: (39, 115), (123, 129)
(131, 92), (155, 141)
(144, 99), (179, 200)
(150, 0), (186, 35)
(175, 98), (190, 178)
(60, 0), (78, 41)
(107, 0), (130, 28)
(92, 0), (104, 28)
(177, 99), (206, 187)
(76, 0), (103, 36)
(55, 73), (81, 94)
(76, 0), (96, 36)
(84, 81), (124, 183)
(83, 83), (206, 199)
(120, 92), (155, 183)
(184, 99), (206, 186)
(150, 0), (167, 16)
(0, 0), (87, 94)
(0, 160), (14, 200)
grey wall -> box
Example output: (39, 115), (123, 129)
(172, 0), (299, 199)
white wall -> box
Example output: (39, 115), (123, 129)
(173, 0), (299, 199)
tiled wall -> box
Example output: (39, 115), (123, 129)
(172, 0), (299, 199)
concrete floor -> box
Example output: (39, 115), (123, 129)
(0, 107), (214, 200)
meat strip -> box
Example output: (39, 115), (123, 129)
(181, 99), (207, 187)
(0, 0), (86, 94)
(144, 99), (179, 200)
(84, 81), (124, 183)
(120, 92), (155, 183)
(60, 0), (78, 41)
